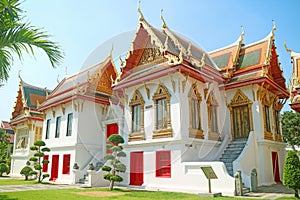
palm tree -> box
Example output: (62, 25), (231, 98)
(0, 0), (64, 83)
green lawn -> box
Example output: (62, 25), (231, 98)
(0, 178), (37, 186)
(0, 188), (257, 200)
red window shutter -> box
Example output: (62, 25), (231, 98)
(42, 155), (49, 172)
(156, 151), (171, 178)
(62, 154), (71, 174)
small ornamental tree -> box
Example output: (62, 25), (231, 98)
(29, 140), (50, 183)
(0, 163), (8, 176)
(20, 161), (34, 180)
(102, 134), (126, 190)
(283, 150), (300, 198)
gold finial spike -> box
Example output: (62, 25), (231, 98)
(57, 75), (60, 84)
(271, 20), (276, 38)
(18, 70), (22, 82)
(284, 40), (292, 53)
(137, 1), (144, 22)
(160, 9), (167, 29)
(241, 25), (245, 37)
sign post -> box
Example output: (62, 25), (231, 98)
(200, 166), (218, 193)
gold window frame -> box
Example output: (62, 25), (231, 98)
(207, 92), (220, 140)
(129, 90), (145, 142)
(228, 89), (254, 140)
(189, 83), (204, 139)
(152, 84), (172, 139)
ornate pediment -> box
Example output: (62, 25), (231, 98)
(229, 89), (252, 107)
(129, 90), (145, 106)
(152, 84), (171, 101)
(138, 39), (163, 66)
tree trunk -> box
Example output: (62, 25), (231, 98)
(295, 189), (299, 198)
(25, 175), (28, 180)
(109, 170), (116, 191)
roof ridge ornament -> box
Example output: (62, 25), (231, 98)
(271, 20), (276, 39)
(160, 9), (167, 29)
(239, 25), (245, 43)
(284, 40), (292, 53)
(137, 1), (144, 22)
(18, 70), (23, 84)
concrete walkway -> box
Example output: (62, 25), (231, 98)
(0, 184), (80, 193)
(0, 180), (295, 199)
(244, 184), (294, 199)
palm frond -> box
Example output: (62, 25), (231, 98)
(0, 24), (64, 68)
(0, 48), (12, 82)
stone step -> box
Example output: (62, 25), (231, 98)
(243, 187), (250, 194)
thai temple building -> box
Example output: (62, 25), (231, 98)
(285, 42), (300, 112)
(10, 77), (50, 176)
(10, 6), (290, 196)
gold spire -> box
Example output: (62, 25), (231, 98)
(160, 9), (167, 29)
(137, 1), (144, 22)
(271, 20), (276, 38)
(18, 70), (22, 84)
(284, 40), (292, 53)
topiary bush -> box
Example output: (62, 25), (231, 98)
(0, 163), (8, 176)
(102, 134), (126, 190)
(20, 166), (34, 180)
(28, 140), (50, 183)
(283, 150), (300, 198)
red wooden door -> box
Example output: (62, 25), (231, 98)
(106, 123), (118, 154)
(130, 151), (144, 186)
(272, 152), (281, 183)
(50, 155), (59, 181)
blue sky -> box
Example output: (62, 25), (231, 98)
(1, 0), (299, 121)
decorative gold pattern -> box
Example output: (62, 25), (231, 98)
(129, 90), (145, 142)
(189, 83), (204, 139)
(152, 84), (172, 138)
(207, 92), (220, 140)
(228, 90), (253, 140)
(138, 47), (161, 65)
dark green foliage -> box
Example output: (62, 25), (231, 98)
(28, 140), (50, 183)
(42, 174), (49, 181)
(34, 152), (44, 157)
(34, 140), (46, 146)
(117, 152), (126, 157)
(283, 151), (300, 198)
(41, 147), (50, 152)
(0, 129), (10, 162)
(115, 163), (126, 173)
(30, 146), (38, 151)
(34, 164), (42, 170)
(103, 173), (112, 180)
(107, 134), (124, 144)
(29, 157), (38, 162)
(102, 134), (126, 190)
(0, 163), (8, 176)
(42, 160), (49, 164)
(29, 170), (37, 175)
(110, 175), (123, 182)
(20, 166), (34, 180)
(101, 166), (111, 172)
(281, 111), (300, 150)
(104, 154), (114, 160)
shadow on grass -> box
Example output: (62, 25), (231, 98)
(0, 195), (18, 200)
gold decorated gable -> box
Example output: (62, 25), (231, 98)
(137, 39), (162, 66)
(130, 90), (145, 106)
(230, 89), (252, 106)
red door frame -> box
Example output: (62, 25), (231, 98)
(50, 155), (59, 181)
(130, 151), (144, 186)
(271, 152), (281, 183)
(106, 123), (118, 154)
